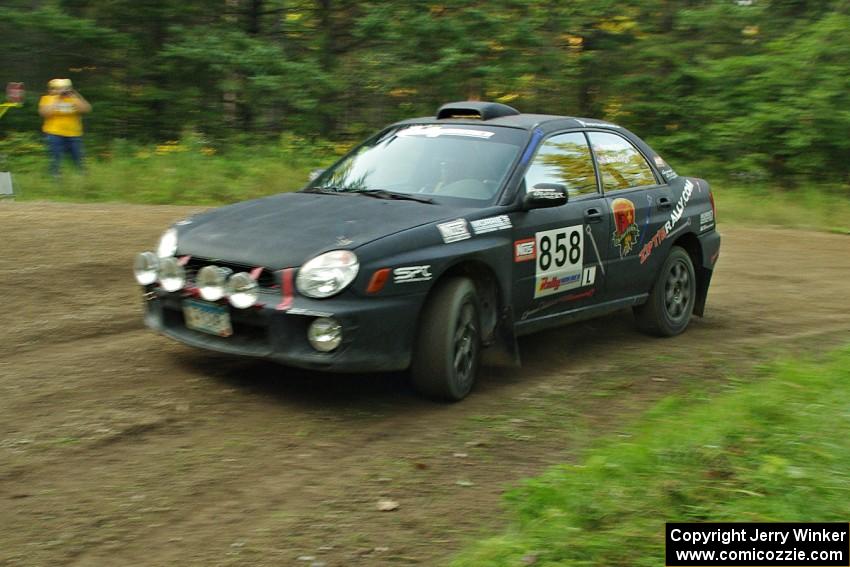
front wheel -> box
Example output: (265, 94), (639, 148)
(633, 246), (696, 337)
(411, 278), (481, 401)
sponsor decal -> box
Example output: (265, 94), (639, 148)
(576, 119), (621, 129)
(596, 153), (639, 166)
(700, 209), (715, 232)
(611, 198), (641, 257)
(397, 125), (495, 139)
(639, 226), (668, 265)
(534, 225), (584, 298)
(661, 167), (679, 180)
(527, 187), (566, 201)
(539, 272), (581, 292)
(664, 179), (695, 233)
(437, 219), (471, 243)
(393, 265), (432, 284)
(638, 179), (696, 264)
(471, 215), (512, 235)
(653, 155), (679, 179)
(514, 238), (536, 262)
(521, 288), (596, 320)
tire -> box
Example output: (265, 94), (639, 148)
(633, 246), (696, 337)
(411, 278), (481, 401)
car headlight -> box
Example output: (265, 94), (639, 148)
(134, 251), (160, 285)
(157, 228), (178, 258)
(226, 272), (259, 309)
(197, 265), (231, 302)
(296, 250), (359, 299)
(158, 256), (186, 292)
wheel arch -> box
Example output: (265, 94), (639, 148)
(672, 231), (709, 317)
(437, 259), (504, 344)
(427, 257), (520, 366)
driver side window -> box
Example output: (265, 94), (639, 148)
(524, 132), (598, 198)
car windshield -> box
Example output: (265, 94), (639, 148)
(307, 124), (526, 203)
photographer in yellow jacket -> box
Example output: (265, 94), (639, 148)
(39, 78), (91, 176)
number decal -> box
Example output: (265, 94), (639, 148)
(555, 232), (567, 267)
(569, 231), (581, 264)
(539, 235), (551, 271)
(534, 226), (585, 298)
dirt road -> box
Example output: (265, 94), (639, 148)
(2, 202), (849, 566)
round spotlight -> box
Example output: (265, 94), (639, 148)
(134, 251), (160, 285)
(157, 228), (178, 258)
(158, 257), (186, 292)
(197, 265), (231, 302)
(307, 317), (343, 352)
(226, 272), (259, 309)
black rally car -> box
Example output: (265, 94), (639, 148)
(134, 101), (720, 400)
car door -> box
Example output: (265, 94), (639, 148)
(511, 131), (610, 323)
(585, 131), (673, 300)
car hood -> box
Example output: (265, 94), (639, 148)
(176, 192), (460, 268)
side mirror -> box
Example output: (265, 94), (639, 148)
(308, 168), (326, 182)
(523, 183), (568, 210)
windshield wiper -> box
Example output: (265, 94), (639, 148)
(353, 189), (433, 204)
(303, 186), (348, 194)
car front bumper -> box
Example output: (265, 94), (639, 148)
(143, 289), (426, 372)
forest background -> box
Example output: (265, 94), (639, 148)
(1, 0), (848, 207)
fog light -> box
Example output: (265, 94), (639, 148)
(197, 265), (231, 301)
(226, 272), (259, 309)
(134, 251), (159, 285)
(158, 256), (186, 292)
(307, 317), (342, 352)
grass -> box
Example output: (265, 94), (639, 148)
(451, 345), (850, 566)
(1, 134), (340, 206)
(713, 183), (850, 234)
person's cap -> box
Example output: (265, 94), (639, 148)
(48, 78), (73, 89)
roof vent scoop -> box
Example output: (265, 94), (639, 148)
(436, 101), (520, 121)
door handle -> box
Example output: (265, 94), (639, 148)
(584, 208), (603, 223)
(657, 196), (672, 210)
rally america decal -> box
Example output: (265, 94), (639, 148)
(534, 225), (597, 298)
(611, 198), (640, 257)
(470, 215), (512, 235)
(639, 179), (695, 264)
(437, 219), (471, 243)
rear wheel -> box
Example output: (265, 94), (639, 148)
(634, 246), (696, 337)
(411, 278), (481, 401)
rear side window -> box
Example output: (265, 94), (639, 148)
(524, 132), (598, 198)
(588, 131), (657, 191)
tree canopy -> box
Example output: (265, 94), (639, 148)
(1, 0), (849, 184)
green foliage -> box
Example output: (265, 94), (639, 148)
(452, 345), (850, 566)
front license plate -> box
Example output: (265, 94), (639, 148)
(183, 299), (233, 337)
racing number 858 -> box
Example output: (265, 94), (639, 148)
(539, 230), (581, 271)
